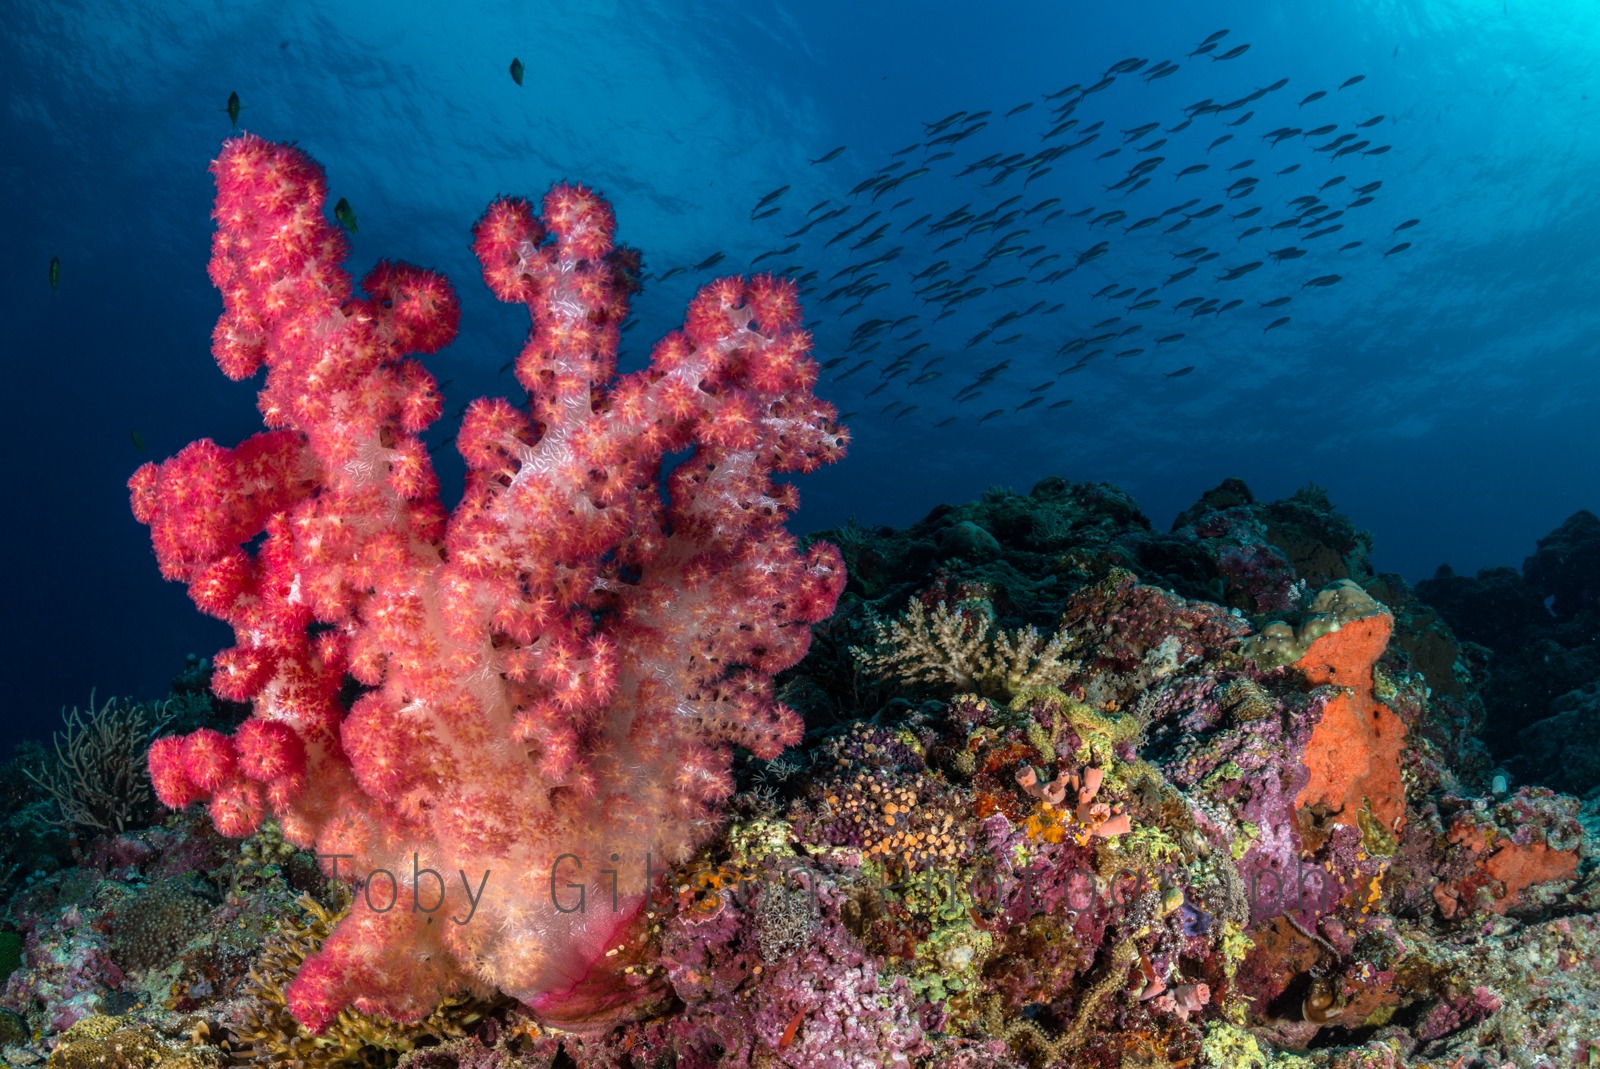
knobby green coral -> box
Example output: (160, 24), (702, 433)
(46, 1014), (221, 1069)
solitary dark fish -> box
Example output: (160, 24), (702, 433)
(222, 91), (245, 126)
(509, 58), (524, 86)
(754, 185), (791, 209)
(1165, 365), (1196, 378)
(1394, 218), (1420, 232)
(1264, 316), (1290, 332)
(693, 251), (726, 271)
(1339, 74), (1365, 90)
(1301, 274), (1342, 287)
(811, 146), (847, 164)
(1356, 115), (1386, 128)
(1212, 44), (1250, 61)
(333, 197), (357, 233)
(751, 243), (800, 265)
(130, 429), (145, 452)
(1384, 242), (1412, 256)
(1299, 91), (1327, 106)
(49, 256), (60, 293)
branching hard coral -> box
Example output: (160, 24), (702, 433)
(24, 692), (172, 835)
(851, 600), (1078, 700)
(238, 890), (497, 1068)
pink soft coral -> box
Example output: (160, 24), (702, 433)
(131, 134), (847, 1032)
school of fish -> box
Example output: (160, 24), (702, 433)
(650, 35), (1415, 434)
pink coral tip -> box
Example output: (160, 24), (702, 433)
(235, 719), (307, 782)
(543, 183), (616, 261)
(182, 728), (237, 791)
(149, 735), (204, 808)
(746, 274), (802, 333)
(210, 778), (266, 837)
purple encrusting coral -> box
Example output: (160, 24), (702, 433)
(2, 475), (1598, 1069)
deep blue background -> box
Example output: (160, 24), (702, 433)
(4, 0), (1597, 749)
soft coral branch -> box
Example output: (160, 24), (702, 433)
(134, 133), (847, 1032)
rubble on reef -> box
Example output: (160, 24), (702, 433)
(3, 476), (1598, 1069)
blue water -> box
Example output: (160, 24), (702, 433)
(4, 0), (1598, 744)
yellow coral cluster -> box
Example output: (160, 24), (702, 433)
(823, 768), (965, 871)
(46, 1015), (221, 1069)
